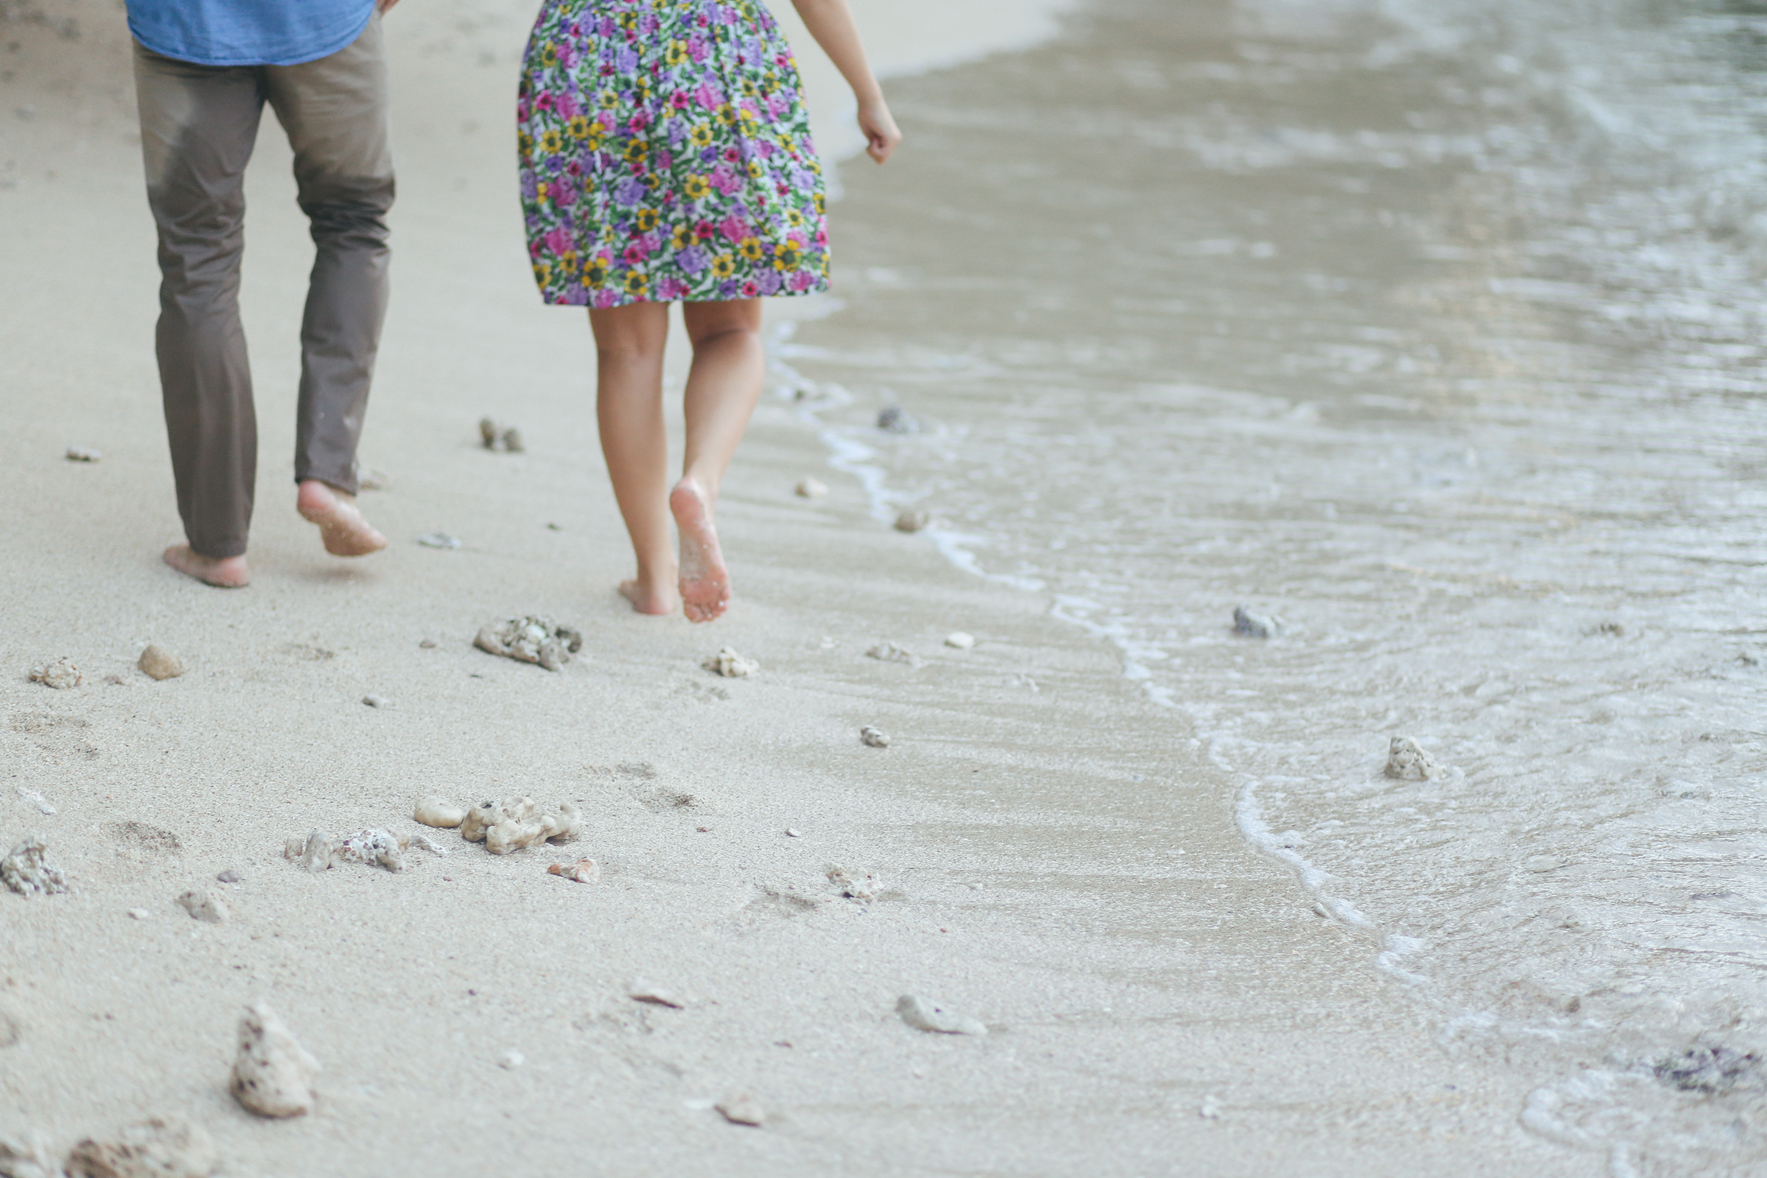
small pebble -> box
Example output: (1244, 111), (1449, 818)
(702, 647), (759, 678)
(216, 869), (242, 884)
(546, 522), (563, 531)
(362, 694), (389, 708)
(1383, 735), (1441, 781)
(478, 417), (499, 448)
(628, 979), (687, 1009)
(1232, 605), (1281, 639)
(16, 787), (55, 815)
(894, 509), (930, 533)
(715, 1092), (766, 1127)
(867, 642), (922, 667)
(547, 858), (600, 884)
(65, 446), (101, 462)
(860, 726), (890, 749)
(138, 643), (185, 681)
(944, 631), (975, 649)
(877, 406), (920, 434)
(419, 638), (438, 649)
(358, 469), (391, 491)
(896, 994), (986, 1036)
(785, 828), (801, 838)
(416, 532), (461, 549)
(177, 890), (229, 924)
(794, 476), (828, 498)
(28, 657), (81, 690)
(498, 1049), (524, 1069)
(414, 797), (467, 828)
(501, 427), (525, 453)
(127, 908), (150, 920)
(1199, 1095), (1223, 1120)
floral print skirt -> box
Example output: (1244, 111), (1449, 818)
(517, 0), (830, 307)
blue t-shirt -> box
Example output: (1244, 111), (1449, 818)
(127, 0), (377, 67)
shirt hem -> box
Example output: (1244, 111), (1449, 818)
(127, 6), (374, 68)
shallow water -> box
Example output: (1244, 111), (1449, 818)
(782, 0), (1767, 1172)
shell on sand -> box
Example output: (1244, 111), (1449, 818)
(548, 858), (599, 884)
(474, 616), (582, 672)
(1383, 736), (1441, 781)
(459, 798), (581, 855)
(137, 644), (184, 681)
(64, 1117), (218, 1178)
(28, 658), (80, 690)
(701, 647), (758, 678)
(794, 476), (828, 498)
(944, 632), (976, 649)
(413, 797), (466, 828)
(859, 726), (890, 749)
(176, 890), (228, 924)
(230, 1002), (320, 1119)
(896, 994), (986, 1036)
(715, 1093), (766, 1127)
(1232, 605), (1281, 639)
(894, 509), (930, 533)
(2, 837), (69, 898)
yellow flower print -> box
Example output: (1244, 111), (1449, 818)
(738, 236), (763, 262)
(568, 115), (591, 140)
(624, 139), (648, 164)
(683, 174), (711, 200)
(540, 129), (563, 154)
(585, 256), (610, 286)
(536, 181), (550, 200)
(717, 102), (736, 125)
(689, 125), (714, 149)
(813, 193), (825, 215)
(625, 271), (648, 296)
(667, 40), (689, 66)
(785, 209), (804, 227)
(671, 224), (693, 250)
(745, 159), (764, 180)
(710, 253), (737, 279)
(541, 44), (558, 66)
(774, 241), (803, 271)
(518, 131), (533, 153)
(635, 208), (660, 231)
(532, 262), (550, 286)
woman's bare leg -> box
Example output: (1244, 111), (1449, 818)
(590, 302), (677, 615)
(672, 298), (765, 622)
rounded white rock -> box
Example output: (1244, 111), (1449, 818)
(413, 798), (466, 829)
(230, 1001), (320, 1119)
(944, 632), (975, 649)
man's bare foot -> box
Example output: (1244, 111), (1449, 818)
(618, 577), (678, 616)
(163, 544), (249, 588)
(669, 477), (730, 622)
(297, 479), (388, 557)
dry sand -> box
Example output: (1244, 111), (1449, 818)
(1, 2), (1595, 1173)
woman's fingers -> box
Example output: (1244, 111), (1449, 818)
(859, 104), (901, 164)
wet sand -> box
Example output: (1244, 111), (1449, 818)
(1, 2), (1596, 1174)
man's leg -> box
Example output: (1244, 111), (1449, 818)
(266, 14), (394, 556)
(133, 42), (265, 584)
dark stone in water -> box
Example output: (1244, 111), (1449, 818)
(877, 406), (920, 434)
(1653, 1046), (1762, 1094)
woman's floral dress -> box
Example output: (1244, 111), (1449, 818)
(517, 0), (830, 307)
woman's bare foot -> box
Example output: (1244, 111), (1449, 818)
(669, 477), (730, 622)
(296, 479), (388, 557)
(163, 544), (249, 588)
(618, 577), (678, 616)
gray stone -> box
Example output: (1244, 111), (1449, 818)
(137, 645), (184, 681)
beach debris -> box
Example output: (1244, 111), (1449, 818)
(216, 870), (241, 884)
(1653, 1046), (1763, 1094)
(64, 446), (101, 463)
(137, 644), (184, 681)
(127, 908), (149, 921)
(1383, 736), (1442, 782)
(859, 726), (890, 749)
(825, 865), (882, 901)
(1232, 606), (1282, 639)
(498, 1049), (524, 1069)
(64, 1117), (217, 1178)
(785, 828), (801, 838)
(1199, 1095), (1223, 1120)
(459, 797), (582, 855)
(794, 477), (828, 499)
(548, 858), (600, 884)
(361, 694), (389, 709)
(701, 647), (758, 678)
(413, 797), (467, 829)
(418, 638), (438, 649)
(0, 1129), (60, 1178)
(282, 827), (445, 873)
(478, 418), (524, 452)
(627, 979), (687, 1009)
(474, 615), (582, 671)
(16, 787), (55, 816)
(896, 994), (986, 1036)
(867, 642), (922, 667)
(894, 510), (930, 534)
(358, 469), (390, 492)
(230, 1002), (319, 1119)
(715, 1093), (766, 1127)
(2, 838), (68, 898)
(176, 890), (229, 924)
(876, 406), (920, 434)
(415, 532), (461, 549)
(28, 659), (80, 690)
(944, 631), (975, 649)
(1594, 620), (1625, 637)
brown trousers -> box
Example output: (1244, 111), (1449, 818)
(133, 17), (395, 558)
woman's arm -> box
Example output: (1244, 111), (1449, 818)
(787, 0), (902, 163)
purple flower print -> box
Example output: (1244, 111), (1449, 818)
(616, 46), (638, 73)
(756, 269), (782, 296)
(675, 245), (707, 274)
(615, 177), (646, 205)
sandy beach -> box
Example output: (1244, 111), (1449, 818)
(6, 0), (1744, 1173)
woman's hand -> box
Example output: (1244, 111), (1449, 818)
(859, 98), (901, 164)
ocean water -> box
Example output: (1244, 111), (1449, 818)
(778, 0), (1767, 1173)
